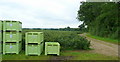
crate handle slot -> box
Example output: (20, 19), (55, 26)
(6, 42), (16, 43)
(48, 44), (52, 46)
(28, 33), (32, 35)
(53, 45), (58, 46)
(33, 33), (38, 35)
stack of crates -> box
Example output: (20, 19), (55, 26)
(45, 42), (60, 55)
(0, 21), (2, 62)
(0, 21), (3, 54)
(25, 32), (43, 56)
(3, 20), (22, 54)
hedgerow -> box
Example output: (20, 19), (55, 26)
(22, 30), (90, 50)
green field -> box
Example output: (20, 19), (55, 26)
(86, 33), (119, 45)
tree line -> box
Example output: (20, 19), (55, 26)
(23, 27), (80, 31)
(77, 2), (119, 40)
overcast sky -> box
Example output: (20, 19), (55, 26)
(0, 0), (85, 28)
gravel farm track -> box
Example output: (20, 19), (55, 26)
(80, 33), (119, 57)
(50, 33), (119, 60)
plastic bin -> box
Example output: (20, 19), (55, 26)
(0, 21), (3, 53)
(3, 42), (22, 54)
(0, 20), (2, 60)
(25, 32), (43, 44)
(0, 21), (2, 30)
(25, 43), (43, 56)
(0, 31), (2, 42)
(0, 20), (2, 42)
(0, 31), (2, 53)
(45, 42), (60, 55)
(3, 32), (22, 43)
(3, 21), (22, 31)
(0, 41), (2, 53)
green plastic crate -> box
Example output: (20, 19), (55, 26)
(25, 32), (43, 44)
(0, 20), (2, 41)
(0, 21), (2, 30)
(3, 20), (22, 31)
(25, 43), (43, 56)
(0, 31), (2, 42)
(0, 31), (2, 53)
(0, 41), (2, 53)
(0, 21), (2, 53)
(45, 42), (60, 55)
(3, 32), (22, 43)
(3, 42), (22, 54)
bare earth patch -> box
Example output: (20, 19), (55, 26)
(80, 33), (119, 57)
(49, 56), (74, 60)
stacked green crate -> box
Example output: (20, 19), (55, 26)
(3, 21), (22, 31)
(0, 21), (2, 54)
(3, 20), (22, 54)
(45, 42), (60, 55)
(3, 32), (22, 42)
(25, 32), (43, 56)
(3, 42), (22, 54)
(25, 32), (43, 44)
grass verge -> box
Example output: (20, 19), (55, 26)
(86, 33), (119, 45)
(61, 50), (118, 60)
(2, 51), (50, 60)
(2, 50), (118, 60)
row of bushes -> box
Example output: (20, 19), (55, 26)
(22, 30), (90, 50)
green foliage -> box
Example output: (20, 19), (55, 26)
(77, 2), (119, 40)
(22, 29), (90, 50)
(44, 31), (90, 50)
(78, 23), (88, 32)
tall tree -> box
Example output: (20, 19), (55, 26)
(77, 2), (119, 40)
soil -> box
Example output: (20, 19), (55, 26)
(80, 33), (119, 57)
(49, 56), (74, 61)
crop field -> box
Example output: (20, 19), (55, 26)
(2, 29), (119, 60)
(22, 29), (90, 50)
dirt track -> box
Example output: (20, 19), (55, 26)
(80, 33), (119, 57)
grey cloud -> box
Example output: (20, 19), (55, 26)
(0, 0), (82, 28)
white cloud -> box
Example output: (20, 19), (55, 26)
(0, 0), (84, 28)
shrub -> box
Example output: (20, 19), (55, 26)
(43, 30), (90, 50)
(22, 30), (90, 50)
